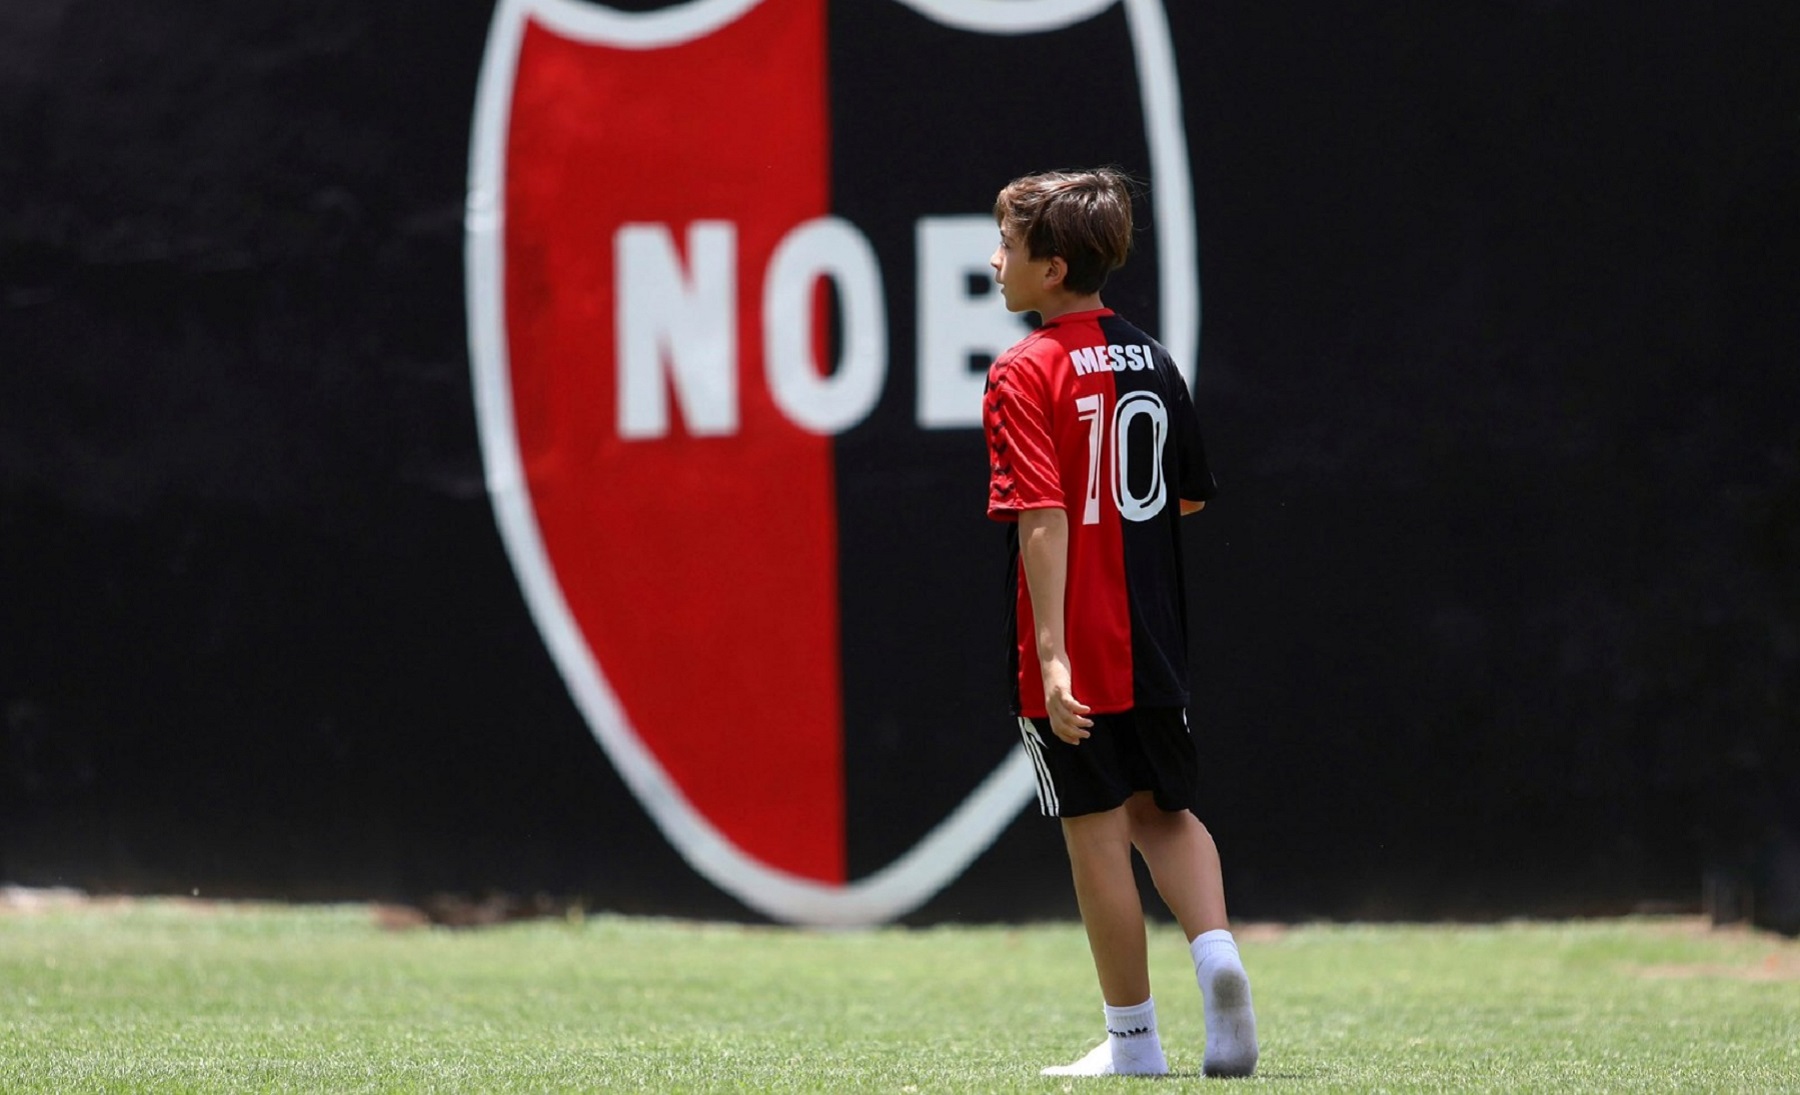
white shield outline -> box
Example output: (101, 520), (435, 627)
(465, 0), (1199, 926)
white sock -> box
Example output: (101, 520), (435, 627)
(1104, 998), (1168, 1073)
(1040, 997), (1169, 1077)
(1191, 930), (1259, 1078)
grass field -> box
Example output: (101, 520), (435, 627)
(2, 893), (1797, 1092)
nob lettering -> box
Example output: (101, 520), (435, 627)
(616, 215), (1022, 439)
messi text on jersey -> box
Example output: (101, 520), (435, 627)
(1068, 343), (1156, 376)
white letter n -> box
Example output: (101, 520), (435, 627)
(616, 221), (737, 438)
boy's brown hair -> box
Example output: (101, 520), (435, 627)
(993, 167), (1135, 295)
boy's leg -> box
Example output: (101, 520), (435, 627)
(1122, 792), (1228, 939)
(1041, 805), (1168, 1077)
(1122, 792), (1258, 1078)
(1061, 805), (1149, 1005)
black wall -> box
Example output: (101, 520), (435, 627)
(3, 1), (1796, 928)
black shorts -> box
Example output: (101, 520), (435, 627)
(1016, 707), (1201, 818)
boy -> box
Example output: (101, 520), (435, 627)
(982, 168), (1258, 1078)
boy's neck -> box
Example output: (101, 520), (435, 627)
(1036, 292), (1106, 324)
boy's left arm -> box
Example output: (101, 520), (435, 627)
(1168, 368), (1216, 516)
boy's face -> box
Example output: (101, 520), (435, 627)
(990, 225), (1058, 315)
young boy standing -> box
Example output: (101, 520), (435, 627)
(982, 168), (1259, 1079)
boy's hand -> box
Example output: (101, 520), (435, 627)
(1042, 659), (1094, 744)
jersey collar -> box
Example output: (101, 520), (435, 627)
(1037, 307), (1114, 328)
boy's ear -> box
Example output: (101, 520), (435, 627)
(1043, 254), (1067, 289)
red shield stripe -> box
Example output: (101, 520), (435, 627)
(503, 0), (842, 882)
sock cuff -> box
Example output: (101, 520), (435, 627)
(1191, 929), (1240, 967)
(1103, 996), (1158, 1038)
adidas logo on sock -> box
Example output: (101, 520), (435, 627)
(1107, 1025), (1152, 1038)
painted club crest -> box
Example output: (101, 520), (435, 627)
(466, 0), (1197, 925)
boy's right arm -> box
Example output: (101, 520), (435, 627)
(1018, 506), (1094, 745)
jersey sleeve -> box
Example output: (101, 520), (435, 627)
(1168, 369), (1218, 503)
(984, 345), (1063, 520)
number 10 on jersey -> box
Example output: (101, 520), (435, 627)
(1075, 390), (1171, 525)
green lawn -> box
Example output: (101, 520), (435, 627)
(1, 895), (1796, 1092)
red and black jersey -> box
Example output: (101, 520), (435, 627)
(984, 309), (1216, 719)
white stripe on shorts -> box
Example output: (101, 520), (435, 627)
(1017, 716), (1059, 816)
